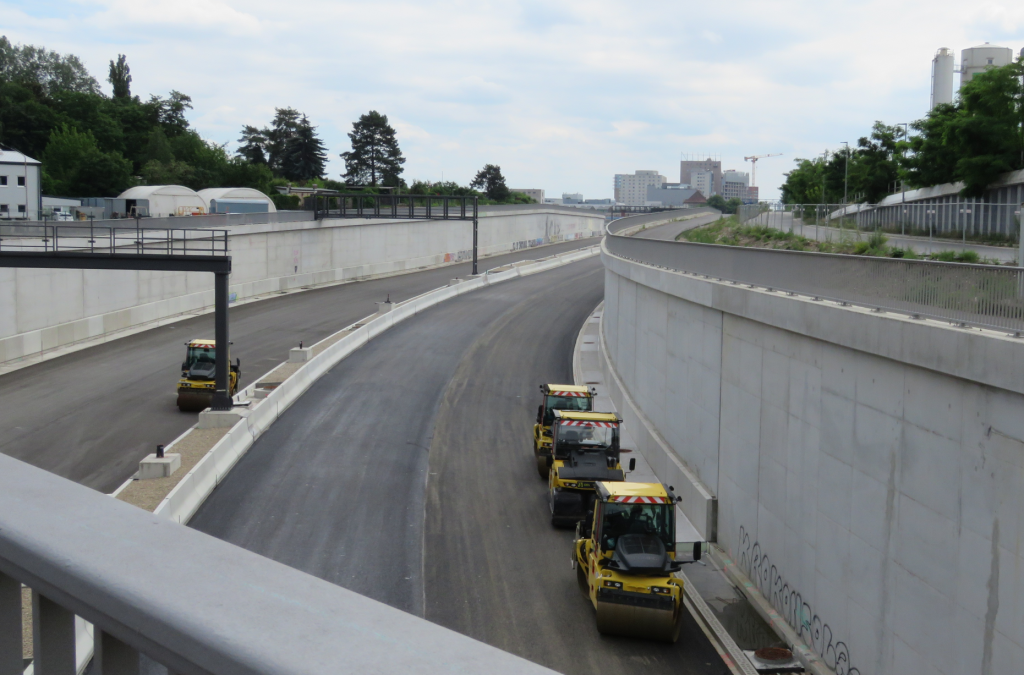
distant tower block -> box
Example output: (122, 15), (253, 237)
(960, 43), (1013, 89)
(930, 48), (955, 109)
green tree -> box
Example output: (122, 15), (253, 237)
(150, 90), (192, 137)
(237, 124), (267, 164)
(952, 59), (1024, 196)
(41, 124), (132, 197)
(849, 122), (901, 203)
(266, 107), (300, 172)
(0, 35), (100, 95)
(280, 114), (327, 181)
(107, 54), (131, 99)
(780, 158), (824, 204)
(904, 104), (959, 188)
(470, 164), (510, 201)
(143, 127), (174, 164)
(341, 110), (406, 186)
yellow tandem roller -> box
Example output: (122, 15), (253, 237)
(176, 339), (240, 412)
(573, 481), (702, 642)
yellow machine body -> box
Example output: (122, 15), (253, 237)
(532, 383), (594, 478)
(573, 481), (685, 642)
(548, 411), (623, 527)
(176, 339), (239, 412)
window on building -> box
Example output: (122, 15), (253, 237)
(0, 204), (8, 213)
(18, 205), (26, 213)
(0, 176), (6, 185)
(17, 176), (25, 186)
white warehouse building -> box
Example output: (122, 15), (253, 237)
(198, 188), (276, 214)
(115, 185), (208, 218)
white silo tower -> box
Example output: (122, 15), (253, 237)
(960, 43), (1013, 89)
(930, 48), (955, 109)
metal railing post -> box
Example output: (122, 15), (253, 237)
(0, 573), (20, 675)
(472, 198), (479, 275)
(94, 629), (140, 675)
(32, 592), (76, 675)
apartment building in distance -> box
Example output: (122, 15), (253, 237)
(614, 170), (667, 206)
(722, 170), (750, 200)
(680, 156), (722, 197)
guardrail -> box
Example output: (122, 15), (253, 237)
(605, 234), (1024, 334)
(0, 453), (555, 675)
(312, 194), (478, 221)
(0, 222), (228, 257)
(605, 208), (717, 235)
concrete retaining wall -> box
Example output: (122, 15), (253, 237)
(0, 208), (603, 365)
(601, 244), (1024, 675)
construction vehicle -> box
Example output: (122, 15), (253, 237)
(533, 384), (595, 478)
(573, 481), (702, 642)
(176, 339), (240, 412)
(548, 411), (625, 527)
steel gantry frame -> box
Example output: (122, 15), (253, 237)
(0, 223), (235, 410)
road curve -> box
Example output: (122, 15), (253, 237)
(0, 238), (596, 493)
(632, 212), (722, 241)
(189, 258), (725, 674)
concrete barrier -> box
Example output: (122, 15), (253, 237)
(0, 208), (604, 367)
(152, 246), (600, 525)
(600, 240), (1024, 675)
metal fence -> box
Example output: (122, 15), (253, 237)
(738, 201), (1024, 242)
(606, 232), (1024, 334)
(313, 194), (478, 220)
(2, 210), (315, 231)
(0, 222), (229, 257)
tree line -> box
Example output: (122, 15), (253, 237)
(781, 55), (1024, 204)
(0, 36), (535, 206)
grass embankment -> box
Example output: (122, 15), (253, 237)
(677, 217), (1002, 264)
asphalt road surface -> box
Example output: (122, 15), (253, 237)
(633, 212), (723, 241)
(0, 238), (597, 493)
(190, 258), (726, 675)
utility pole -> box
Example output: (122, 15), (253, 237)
(898, 122), (910, 236)
(841, 142), (849, 238)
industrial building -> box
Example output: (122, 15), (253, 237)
(680, 157), (722, 196)
(0, 150), (41, 220)
(613, 171), (667, 206)
(930, 43), (1022, 110)
(115, 185), (207, 218)
(645, 184), (707, 207)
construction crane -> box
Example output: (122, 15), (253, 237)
(743, 153), (782, 187)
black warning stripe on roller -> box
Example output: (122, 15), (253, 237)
(597, 588), (674, 612)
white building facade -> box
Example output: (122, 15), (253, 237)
(722, 170), (750, 200)
(614, 170), (667, 206)
(0, 150), (42, 220)
(691, 171), (714, 199)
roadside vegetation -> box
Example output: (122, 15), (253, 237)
(677, 217), (1004, 264)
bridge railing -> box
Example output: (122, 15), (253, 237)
(0, 222), (229, 257)
(606, 233), (1024, 334)
(0, 454), (553, 675)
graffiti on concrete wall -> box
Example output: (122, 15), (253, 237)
(738, 527), (860, 675)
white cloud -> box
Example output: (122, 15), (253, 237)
(2, 0), (1022, 198)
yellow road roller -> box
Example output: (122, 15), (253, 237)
(573, 481), (701, 642)
(176, 339), (240, 412)
(533, 384), (595, 478)
(548, 410), (624, 527)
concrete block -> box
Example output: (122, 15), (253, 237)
(138, 453), (181, 480)
(448, 278), (463, 286)
(196, 408), (249, 429)
(375, 301), (393, 314)
(288, 347), (312, 363)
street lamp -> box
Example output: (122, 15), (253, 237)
(841, 141), (849, 237)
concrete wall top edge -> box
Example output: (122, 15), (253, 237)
(602, 244), (1024, 396)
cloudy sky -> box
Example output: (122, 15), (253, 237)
(5, 1), (1023, 199)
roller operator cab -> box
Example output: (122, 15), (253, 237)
(533, 384), (595, 478)
(176, 339), (240, 412)
(573, 482), (698, 642)
(548, 411), (624, 527)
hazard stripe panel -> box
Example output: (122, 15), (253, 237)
(560, 421), (617, 428)
(610, 495), (671, 504)
(191, 343), (215, 349)
(550, 391), (587, 397)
